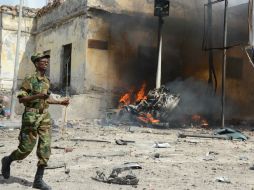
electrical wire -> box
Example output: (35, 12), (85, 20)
(202, 2), (218, 93)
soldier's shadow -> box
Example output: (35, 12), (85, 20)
(0, 174), (33, 187)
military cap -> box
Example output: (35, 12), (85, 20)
(31, 52), (50, 63)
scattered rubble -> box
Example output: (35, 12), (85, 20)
(214, 128), (248, 141)
(215, 176), (231, 183)
(115, 139), (135, 145)
(70, 138), (111, 144)
(152, 142), (170, 148)
(0, 119), (254, 189)
(203, 151), (218, 161)
(178, 132), (231, 140)
(92, 162), (142, 186)
(46, 163), (65, 170)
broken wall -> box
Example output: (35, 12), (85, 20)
(35, 0), (87, 94)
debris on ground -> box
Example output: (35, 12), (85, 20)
(154, 153), (160, 158)
(206, 151), (219, 156)
(70, 138), (111, 143)
(0, 118), (253, 189)
(153, 142), (170, 148)
(82, 151), (126, 158)
(214, 128), (248, 141)
(115, 139), (135, 145)
(203, 151), (218, 161)
(51, 146), (74, 153)
(249, 165), (254, 170)
(239, 156), (249, 161)
(178, 132), (230, 140)
(215, 176), (231, 183)
(92, 162), (142, 185)
(46, 163), (65, 170)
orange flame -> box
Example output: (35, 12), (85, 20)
(136, 82), (147, 102)
(118, 82), (160, 125)
(137, 113), (159, 124)
(119, 82), (147, 106)
(119, 92), (131, 105)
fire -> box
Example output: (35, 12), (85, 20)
(136, 82), (147, 102)
(191, 114), (209, 127)
(118, 82), (160, 125)
(137, 113), (159, 124)
(119, 92), (132, 105)
(119, 82), (147, 105)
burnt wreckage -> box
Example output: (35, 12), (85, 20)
(106, 86), (180, 126)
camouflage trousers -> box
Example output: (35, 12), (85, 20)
(10, 111), (52, 166)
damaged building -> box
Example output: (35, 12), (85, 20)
(0, 0), (253, 121)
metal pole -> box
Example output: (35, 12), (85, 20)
(10, 0), (23, 120)
(250, 0), (254, 46)
(208, 0), (214, 87)
(221, 0), (228, 128)
(156, 16), (163, 89)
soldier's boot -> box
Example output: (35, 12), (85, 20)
(1, 156), (13, 179)
(33, 166), (52, 190)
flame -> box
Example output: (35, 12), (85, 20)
(146, 113), (160, 123)
(136, 82), (147, 102)
(191, 114), (209, 127)
(137, 113), (159, 124)
(119, 92), (131, 105)
(119, 82), (147, 106)
(118, 82), (160, 125)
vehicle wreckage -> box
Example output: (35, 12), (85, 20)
(104, 86), (180, 127)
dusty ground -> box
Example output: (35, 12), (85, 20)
(0, 119), (254, 190)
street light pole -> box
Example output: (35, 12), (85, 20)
(156, 16), (163, 88)
(221, 0), (228, 128)
(10, 0), (23, 120)
(154, 0), (169, 89)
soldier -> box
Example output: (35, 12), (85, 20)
(1, 53), (69, 190)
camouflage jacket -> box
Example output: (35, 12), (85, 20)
(17, 72), (50, 110)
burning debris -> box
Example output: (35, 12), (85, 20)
(105, 86), (180, 127)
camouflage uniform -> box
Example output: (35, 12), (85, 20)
(10, 72), (52, 166)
